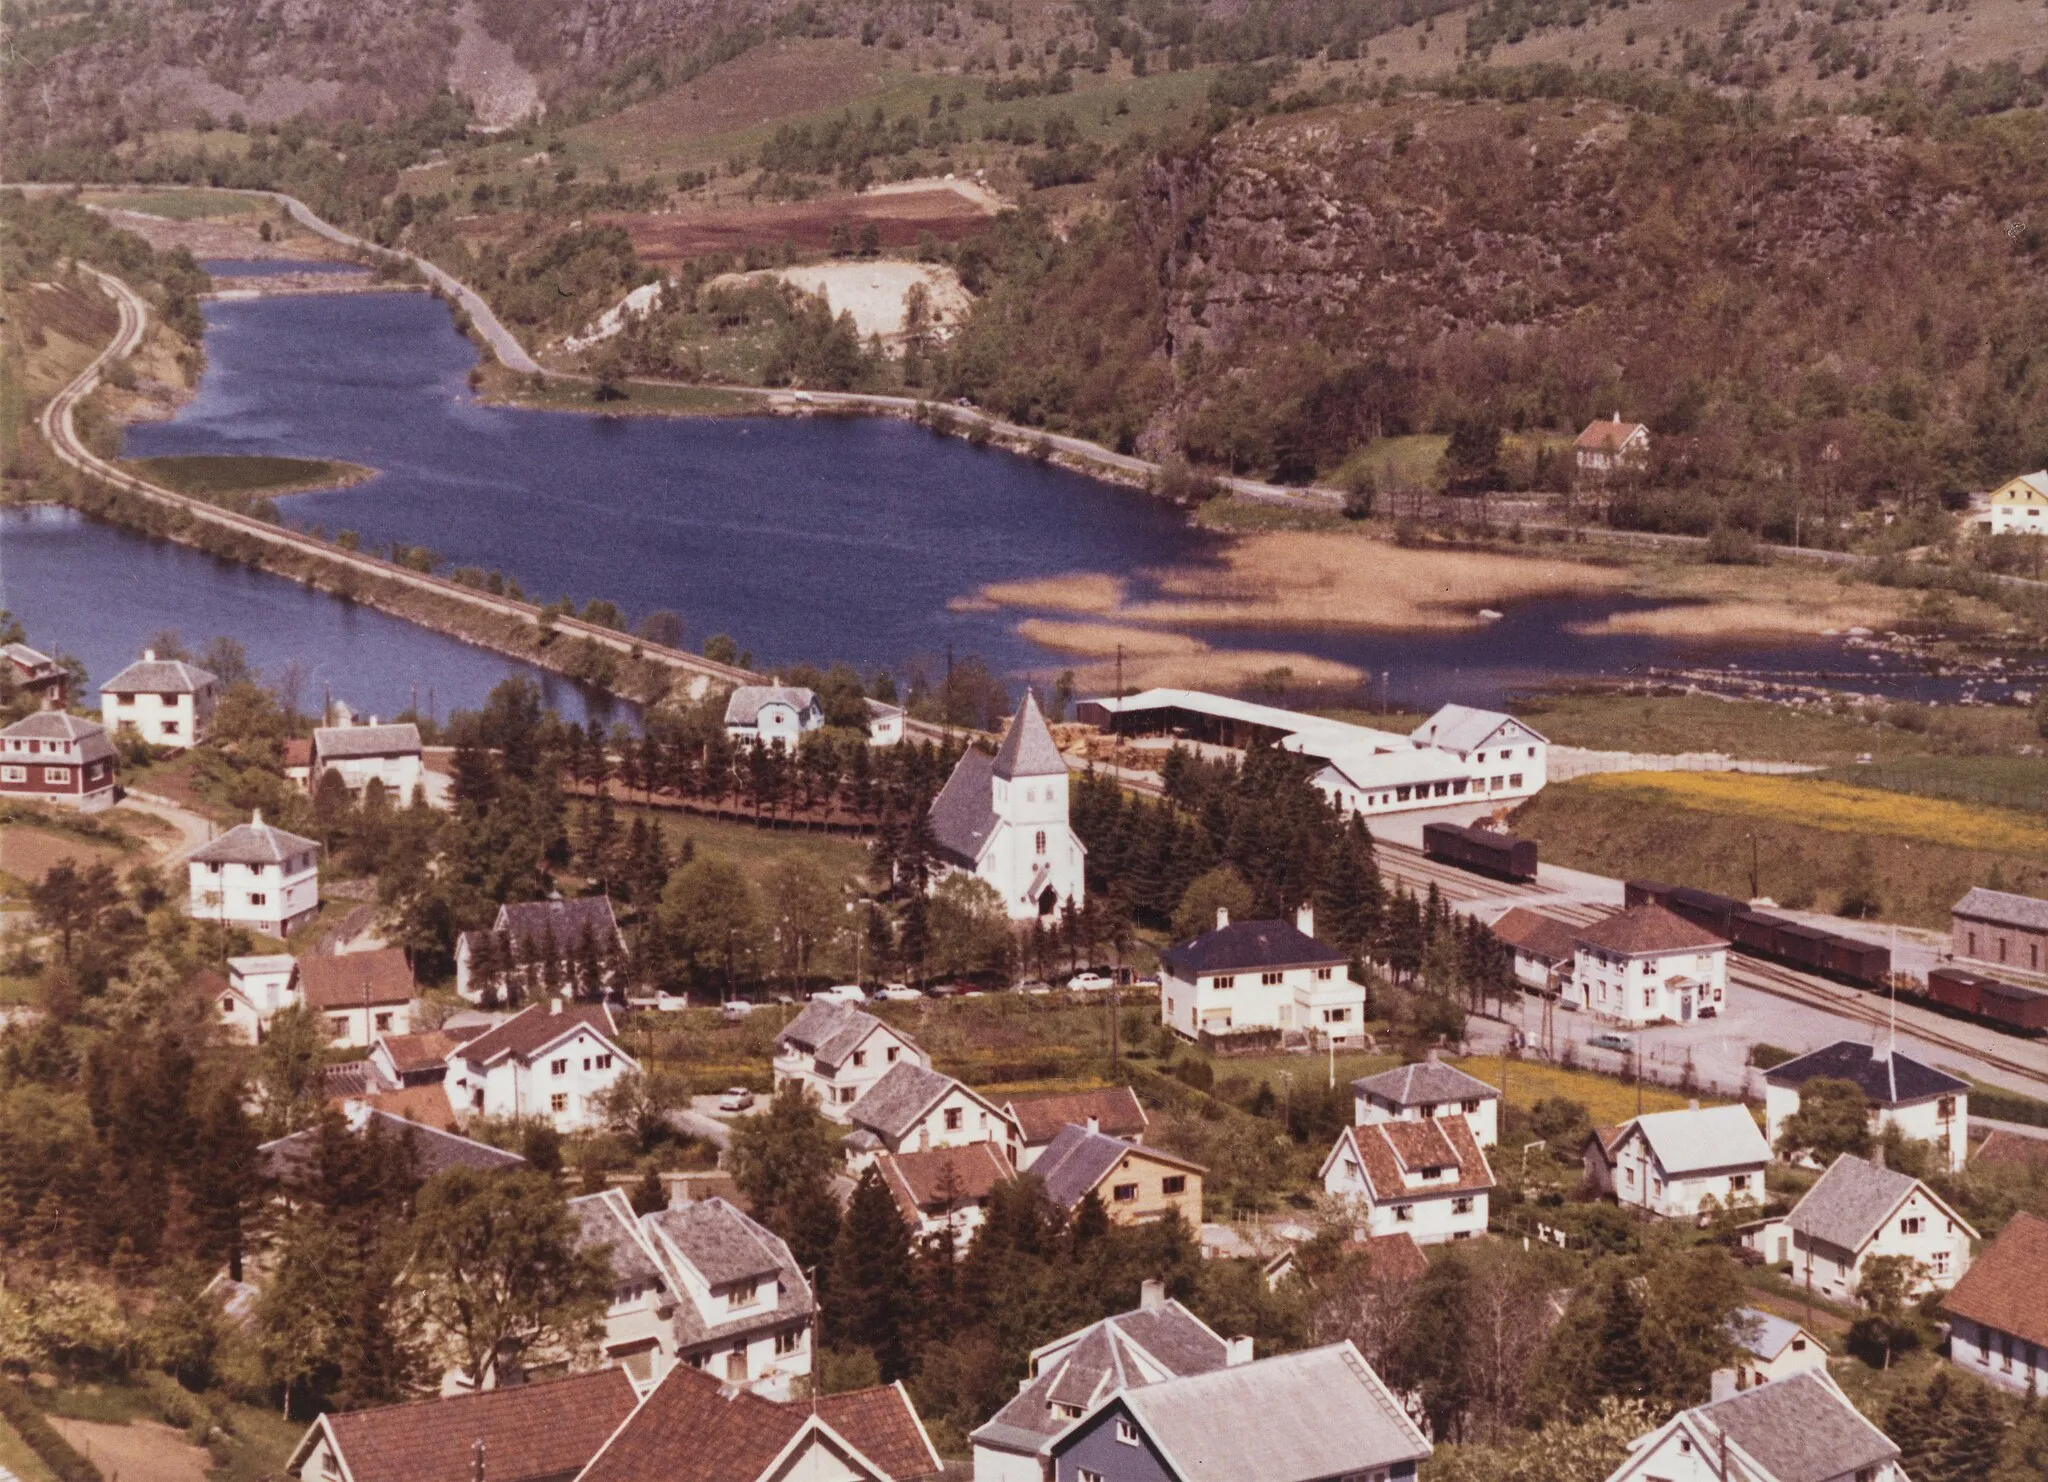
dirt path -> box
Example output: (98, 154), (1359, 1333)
(117, 790), (218, 864)
(47, 1419), (210, 1482)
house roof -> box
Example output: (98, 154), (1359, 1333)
(992, 690), (1066, 780)
(1730, 1308), (1825, 1364)
(1100, 1342), (1431, 1482)
(298, 948), (414, 1010)
(1320, 1117), (1495, 1202)
(1575, 415), (1649, 452)
(1681, 1371), (1897, 1482)
(189, 812), (320, 866)
(1005, 1086), (1149, 1145)
(102, 654), (218, 694)
(1489, 906), (1581, 963)
(1033, 1125), (1204, 1211)
(645, 1199), (814, 1349)
(927, 746), (997, 867)
(1352, 1057), (1500, 1108)
(456, 1002), (626, 1068)
(229, 952), (296, 980)
(1574, 903), (1726, 956)
(875, 1142), (1016, 1222)
(282, 738), (312, 769)
(1, 643), (58, 676)
(1408, 702), (1545, 754)
(1160, 919), (1347, 979)
(488, 896), (625, 954)
(1973, 1128), (2048, 1171)
(722, 685), (818, 727)
(374, 1029), (463, 1076)
(1991, 471), (2048, 503)
(575, 1362), (939, 1482)
(973, 1297), (1231, 1455)
(775, 1000), (916, 1071)
(314, 723), (423, 761)
(259, 1108), (525, 1186)
(342, 1086), (461, 1132)
(848, 1062), (991, 1142)
(1761, 1040), (1968, 1106)
(1952, 885), (2048, 932)
(570, 1188), (666, 1290)
(1787, 1154), (1971, 1254)
(1622, 1104), (1771, 1177)
(300, 1368), (639, 1482)
(0, 710), (115, 764)
(1942, 1211), (2048, 1351)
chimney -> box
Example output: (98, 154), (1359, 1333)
(1215, 907), (1230, 930)
(550, 997), (564, 1015)
(1087, 1115), (1100, 1134)
(1612, 410), (1621, 423)
(1296, 904), (1315, 938)
(1139, 1278), (1165, 1311)
(1425, 1047), (1440, 1064)
(251, 808), (264, 827)
(1710, 1368), (1739, 1404)
(1225, 1336), (1255, 1367)
(144, 648), (156, 662)
(1688, 1098), (1700, 1110)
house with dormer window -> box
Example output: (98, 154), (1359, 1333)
(774, 1000), (930, 1120)
(1353, 1053), (1502, 1148)
(844, 1062), (1020, 1163)
(1320, 1115), (1494, 1244)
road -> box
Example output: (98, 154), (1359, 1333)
(118, 788), (218, 864)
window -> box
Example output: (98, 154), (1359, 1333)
(1937, 1096), (1956, 1118)
(1116, 1419), (1139, 1446)
(550, 1093), (568, 1113)
(1509, 773), (1523, 787)
(1394, 1205), (1414, 1223)
(1035, 830), (1047, 855)
(1080, 1471), (1104, 1482)
(1161, 1176), (1186, 1195)
(221, 996), (235, 1013)
(1112, 1183), (1138, 1202)
(726, 1350), (748, 1382)
(839, 1086), (857, 1103)
(1931, 1250), (1950, 1278)
(596, 1053), (613, 1070)
(1421, 1166), (1444, 1180)
(775, 1329), (801, 1355)
(1212, 975), (1235, 990)
(42, 767), (69, 784)
(1731, 1174), (1750, 1192)
(0, 767), (22, 782)
(886, 1046), (899, 1062)
(328, 1017), (348, 1038)
(1463, 1099), (1480, 1113)
(944, 1108), (963, 1131)
(1452, 1197), (1474, 1214)
(248, 892), (267, 907)
(162, 721), (179, 736)
(852, 1050), (867, 1068)
(1900, 1217), (1923, 1235)
(551, 1057), (569, 1076)
(1260, 971), (1283, 986)
(1324, 1007), (1350, 1023)
(727, 1282), (758, 1310)
(374, 1012), (393, 1032)
(1316, 967), (1333, 980)
(1053, 1403), (1083, 1421)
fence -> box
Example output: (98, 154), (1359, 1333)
(1548, 747), (1821, 782)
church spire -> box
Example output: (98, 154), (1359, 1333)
(991, 688), (1065, 780)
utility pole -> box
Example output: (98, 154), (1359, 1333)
(1747, 831), (1759, 901)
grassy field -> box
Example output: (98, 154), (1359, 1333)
(93, 188), (265, 219)
(634, 805), (873, 894)
(1818, 754), (2048, 817)
(123, 454), (375, 498)
(475, 366), (764, 417)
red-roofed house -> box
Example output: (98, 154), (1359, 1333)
(1574, 413), (1650, 481)
(1003, 1086), (1148, 1170)
(299, 948), (417, 1047)
(445, 1001), (637, 1131)
(1319, 1115), (1494, 1244)
(874, 1142), (1018, 1243)
(1571, 904), (1727, 1025)
(1941, 1210), (2048, 1394)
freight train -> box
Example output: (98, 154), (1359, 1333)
(1422, 823), (1539, 883)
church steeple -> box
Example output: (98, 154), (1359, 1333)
(991, 689), (1064, 780)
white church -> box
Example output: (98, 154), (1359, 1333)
(927, 691), (1086, 920)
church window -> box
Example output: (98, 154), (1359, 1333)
(1035, 831), (1046, 855)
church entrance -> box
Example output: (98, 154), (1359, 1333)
(1038, 886), (1058, 917)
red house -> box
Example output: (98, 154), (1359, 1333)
(2, 644), (67, 708)
(0, 711), (116, 812)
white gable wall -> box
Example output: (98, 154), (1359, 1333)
(775, 1024), (928, 1121)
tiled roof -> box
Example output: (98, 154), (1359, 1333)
(1942, 1211), (2048, 1350)
(848, 1062), (974, 1142)
(1032, 1125), (1205, 1211)
(1104, 1342), (1431, 1482)
(1786, 1154), (1966, 1255)
(1685, 1371), (1897, 1482)
(570, 1188), (665, 1290)
(775, 1000), (914, 1071)
(308, 1369), (639, 1482)
(1489, 906), (1580, 963)
(456, 1003), (624, 1068)
(992, 690), (1066, 779)
(1321, 1116), (1495, 1203)
(315, 723), (423, 760)
(927, 747), (996, 867)
(1005, 1086), (1148, 1145)
(1953, 885), (2048, 932)
(344, 1086), (460, 1132)
(1574, 903), (1726, 955)
(723, 685), (818, 727)
(102, 654), (218, 694)
(1352, 1057), (1500, 1108)
(259, 1109), (524, 1185)
(375, 1029), (462, 1076)
(299, 948), (414, 1010)
(1409, 701), (1541, 754)
(1623, 1104), (1771, 1177)
(282, 738), (312, 769)
(812, 1385), (943, 1480)
(647, 1199), (787, 1288)
(875, 1142), (1016, 1222)
(490, 897), (624, 954)
(1, 710), (115, 764)
(1575, 416), (1648, 452)
(1161, 919), (1346, 978)
(1762, 1041), (1968, 1106)
(1974, 1128), (2048, 1171)
(188, 813), (319, 866)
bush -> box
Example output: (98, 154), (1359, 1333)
(1705, 524), (1765, 564)
(1749, 1043), (1797, 1070)
(0, 1382), (101, 1482)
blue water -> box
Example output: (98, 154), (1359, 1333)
(200, 258), (370, 278)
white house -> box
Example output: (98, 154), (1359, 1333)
(444, 1001), (638, 1132)
(1595, 1103), (1770, 1220)
(845, 1062), (1021, 1163)
(1160, 907), (1366, 1047)
(1763, 1041), (1969, 1173)
(100, 650), (219, 748)
(311, 721), (424, 800)
(298, 947), (417, 1047)
(723, 685), (823, 749)
(875, 1142), (1017, 1246)
(1319, 1114), (1494, 1244)
(927, 691), (1085, 920)
(1941, 1210), (2048, 1395)
(865, 697), (905, 746)
(1402, 702), (1549, 802)
(773, 1000), (930, 1120)
(455, 896), (627, 1005)
(638, 1199), (816, 1396)
(1570, 904), (1728, 1025)
(1779, 1154), (1975, 1301)
(215, 953), (298, 1043)
(187, 811), (321, 937)
(1489, 906), (1578, 994)
(1979, 470), (2048, 536)
(1715, 1308), (1828, 1398)
(0, 711), (117, 812)
(1601, 1370), (1904, 1482)
(1574, 413), (1651, 481)
(1352, 1053), (1502, 1149)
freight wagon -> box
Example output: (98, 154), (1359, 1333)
(1422, 823), (1539, 883)
(1625, 879), (1891, 990)
(1928, 967), (2048, 1034)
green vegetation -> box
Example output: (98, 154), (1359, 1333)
(122, 455), (375, 503)
(93, 189), (267, 220)
(1818, 754), (2048, 817)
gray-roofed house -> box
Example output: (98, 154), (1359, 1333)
(1159, 905), (1366, 1049)
(1600, 1103), (1770, 1220)
(187, 809), (321, 936)
(926, 690), (1085, 921)
(0, 710), (117, 812)
(455, 896), (627, 1004)
(773, 1000), (930, 1121)
(568, 1188), (680, 1384)
(1353, 1051), (1502, 1148)
(1032, 1125), (1204, 1227)
(1600, 1369), (1904, 1482)
(1408, 702), (1547, 800)
(1952, 884), (2048, 977)
(971, 1278), (1245, 1482)
(845, 1062), (1020, 1163)
(1047, 1340), (1432, 1482)
(312, 720), (424, 801)
(1763, 1041), (1969, 1173)
(1714, 1308), (1828, 1397)
(2, 642), (67, 706)
(100, 648), (219, 748)
(1780, 1154), (1975, 1303)
(259, 1105), (525, 1190)
(723, 685), (823, 750)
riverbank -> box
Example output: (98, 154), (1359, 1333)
(121, 454), (376, 501)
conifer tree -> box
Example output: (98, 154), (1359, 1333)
(827, 1166), (914, 1379)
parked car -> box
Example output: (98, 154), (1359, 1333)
(1017, 979), (1053, 996)
(876, 984), (922, 1002)
(1066, 972), (1113, 992)
(718, 1087), (756, 1112)
(812, 984), (867, 1004)
(720, 1000), (753, 1021)
(1588, 1032), (1635, 1053)
(924, 982), (968, 999)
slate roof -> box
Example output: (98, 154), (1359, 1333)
(645, 1199), (814, 1350)
(259, 1108), (524, 1186)
(188, 813), (320, 867)
(1762, 1041), (1968, 1106)
(875, 1142), (1016, 1222)
(1352, 1057), (1500, 1108)
(1032, 1125), (1204, 1211)
(927, 746), (997, 867)
(489, 896), (625, 954)
(1623, 1104), (1772, 1176)
(1730, 1307), (1824, 1364)
(1160, 919), (1347, 979)
(570, 1188), (666, 1291)
(1099, 1342), (1431, 1482)
(972, 1297), (1232, 1456)
(1, 643), (58, 676)
(1574, 903), (1726, 956)
(1321, 1116), (1495, 1202)
(1787, 1154), (1971, 1254)
(298, 948), (414, 1010)
(575, 1363), (940, 1482)
(1409, 701), (1544, 754)
(1005, 1086), (1149, 1146)
(723, 685), (819, 728)
(1942, 1210), (2048, 1350)
(1683, 1371), (1897, 1482)
(102, 654), (218, 694)
(1489, 905), (1581, 963)
(298, 1368), (639, 1482)
(455, 1003), (626, 1068)
(992, 690), (1066, 779)
(1, 710), (115, 764)
(314, 722), (423, 760)
(848, 1062), (972, 1142)
(775, 1000), (914, 1071)
(1953, 885), (2048, 932)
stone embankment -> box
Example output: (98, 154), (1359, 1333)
(1547, 746), (1822, 782)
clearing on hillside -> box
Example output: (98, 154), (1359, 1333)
(603, 182), (997, 266)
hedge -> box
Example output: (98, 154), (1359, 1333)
(0, 1382), (102, 1482)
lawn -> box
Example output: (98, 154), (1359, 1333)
(636, 806), (873, 895)
(476, 370), (765, 417)
(1452, 1054), (1723, 1128)
(123, 455), (375, 499)
(91, 187), (265, 219)
(1818, 754), (2048, 817)
(0, 1415), (57, 1482)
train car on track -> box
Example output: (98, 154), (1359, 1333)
(1422, 823), (1538, 883)
(1625, 879), (1891, 991)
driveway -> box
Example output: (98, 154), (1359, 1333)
(118, 788), (217, 864)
